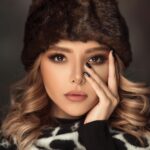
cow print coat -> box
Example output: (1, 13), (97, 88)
(0, 116), (150, 150)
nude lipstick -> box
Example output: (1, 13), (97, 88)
(64, 91), (87, 102)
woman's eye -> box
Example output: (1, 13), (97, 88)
(48, 54), (66, 63)
(48, 53), (107, 64)
(88, 55), (107, 64)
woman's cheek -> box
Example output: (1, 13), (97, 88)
(48, 66), (69, 86)
(94, 64), (109, 83)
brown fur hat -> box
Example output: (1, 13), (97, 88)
(21, 0), (132, 71)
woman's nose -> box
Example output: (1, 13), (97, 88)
(71, 63), (86, 85)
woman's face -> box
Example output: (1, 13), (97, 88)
(40, 40), (110, 119)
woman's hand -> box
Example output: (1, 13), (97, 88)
(83, 50), (120, 124)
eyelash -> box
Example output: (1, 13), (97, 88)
(48, 53), (107, 65)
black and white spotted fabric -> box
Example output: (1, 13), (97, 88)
(0, 117), (150, 150)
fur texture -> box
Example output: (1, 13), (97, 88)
(21, 0), (132, 71)
(0, 120), (150, 150)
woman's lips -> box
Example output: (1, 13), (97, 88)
(65, 94), (87, 102)
(64, 90), (88, 102)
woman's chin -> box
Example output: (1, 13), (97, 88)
(62, 108), (88, 119)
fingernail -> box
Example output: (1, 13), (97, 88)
(83, 72), (91, 77)
(86, 62), (92, 68)
(112, 50), (116, 59)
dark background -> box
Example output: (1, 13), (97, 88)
(0, 0), (150, 119)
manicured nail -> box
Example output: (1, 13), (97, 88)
(83, 72), (91, 77)
(112, 50), (116, 59)
(86, 62), (92, 68)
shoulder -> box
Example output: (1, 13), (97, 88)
(110, 127), (150, 150)
(0, 130), (17, 150)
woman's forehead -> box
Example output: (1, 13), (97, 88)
(48, 40), (110, 52)
(54, 40), (106, 46)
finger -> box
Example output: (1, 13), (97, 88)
(83, 72), (109, 101)
(114, 56), (120, 86)
(108, 50), (119, 98)
(84, 62), (116, 99)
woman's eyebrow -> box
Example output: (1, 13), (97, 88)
(48, 45), (110, 53)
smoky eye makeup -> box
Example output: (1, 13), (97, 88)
(47, 50), (109, 64)
(87, 54), (108, 65)
(48, 53), (66, 63)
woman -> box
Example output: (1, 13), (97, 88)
(0, 0), (150, 149)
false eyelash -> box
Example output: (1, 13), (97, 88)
(48, 53), (108, 64)
(88, 54), (107, 63)
(48, 53), (65, 62)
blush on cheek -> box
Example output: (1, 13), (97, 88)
(88, 64), (108, 86)
(97, 71), (108, 83)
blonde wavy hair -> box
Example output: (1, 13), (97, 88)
(1, 52), (150, 150)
